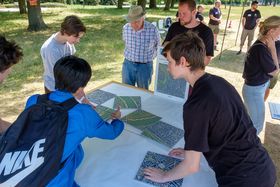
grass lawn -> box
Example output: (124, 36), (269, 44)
(0, 4), (280, 186)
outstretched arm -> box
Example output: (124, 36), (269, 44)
(143, 149), (201, 183)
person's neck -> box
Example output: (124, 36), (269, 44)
(259, 36), (267, 43)
(184, 69), (205, 87)
(184, 20), (200, 29)
(55, 32), (68, 44)
(251, 8), (256, 11)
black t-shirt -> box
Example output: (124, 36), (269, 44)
(183, 73), (276, 185)
(196, 12), (204, 22)
(243, 9), (261, 30)
(208, 7), (221, 25)
(243, 40), (276, 86)
(164, 22), (214, 57)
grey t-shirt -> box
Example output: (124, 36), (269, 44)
(40, 33), (76, 91)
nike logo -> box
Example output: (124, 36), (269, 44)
(0, 139), (45, 186)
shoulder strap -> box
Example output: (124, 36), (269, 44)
(37, 93), (78, 111)
(60, 97), (78, 111)
(37, 93), (50, 104)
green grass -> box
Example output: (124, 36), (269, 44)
(0, 5), (280, 186)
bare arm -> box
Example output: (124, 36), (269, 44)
(143, 149), (201, 183)
(242, 17), (246, 28)
(0, 118), (11, 133)
(266, 37), (280, 76)
(268, 48), (280, 76)
(209, 15), (220, 22)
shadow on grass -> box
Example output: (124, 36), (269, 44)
(263, 121), (280, 187)
(209, 49), (246, 74)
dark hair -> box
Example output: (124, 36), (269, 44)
(251, 0), (258, 5)
(60, 15), (86, 36)
(179, 0), (196, 11)
(0, 36), (23, 72)
(54, 55), (92, 93)
(163, 31), (205, 71)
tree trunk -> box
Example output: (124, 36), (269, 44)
(170, 0), (175, 8)
(27, 0), (48, 31)
(273, 0), (276, 6)
(149, 0), (157, 9)
(264, 0), (268, 6)
(66, 0), (73, 4)
(117, 0), (123, 8)
(164, 0), (171, 11)
(18, 0), (27, 14)
(137, 0), (146, 11)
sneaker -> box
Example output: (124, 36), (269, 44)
(236, 50), (241, 55)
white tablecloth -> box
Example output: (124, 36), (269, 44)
(75, 82), (218, 187)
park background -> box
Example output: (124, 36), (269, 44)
(0, 0), (279, 186)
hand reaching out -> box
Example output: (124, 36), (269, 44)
(111, 106), (121, 120)
(143, 167), (167, 183)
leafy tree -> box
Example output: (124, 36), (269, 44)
(164, 0), (172, 10)
(117, 0), (123, 8)
(137, 0), (146, 10)
(149, 0), (157, 8)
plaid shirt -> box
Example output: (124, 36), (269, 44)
(123, 21), (160, 63)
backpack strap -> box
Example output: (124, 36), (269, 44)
(60, 97), (78, 111)
(37, 93), (50, 104)
(37, 93), (78, 111)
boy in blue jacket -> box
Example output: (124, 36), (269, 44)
(25, 55), (124, 186)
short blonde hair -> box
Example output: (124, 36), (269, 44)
(259, 16), (280, 38)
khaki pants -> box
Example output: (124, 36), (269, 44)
(208, 24), (220, 34)
(240, 28), (255, 49)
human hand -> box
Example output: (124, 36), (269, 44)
(74, 89), (96, 109)
(111, 106), (121, 120)
(168, 148), (185, 159)
(82, 97), (96, 109)
(143, 167), (167, 183)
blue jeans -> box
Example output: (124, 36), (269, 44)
(122, 59), (153, 89)
(242, 81), (270, 135)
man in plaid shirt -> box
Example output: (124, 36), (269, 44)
(122, 5), (160, 90)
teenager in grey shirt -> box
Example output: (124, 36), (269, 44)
(41, 15), (86, 93)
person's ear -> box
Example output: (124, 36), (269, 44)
(192, 9), (197, 16)
(179, 56), (190, 67)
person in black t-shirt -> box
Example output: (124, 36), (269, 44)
(208, 0), (222, 51)
(242, 16), (280, 135)
(164, 0), (213, 66)
(195, 5), (205, 24)
(237, 1), (261, 55)
(143, 31), (276, 187)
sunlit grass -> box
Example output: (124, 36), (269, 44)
(0, 6), (280, 186)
